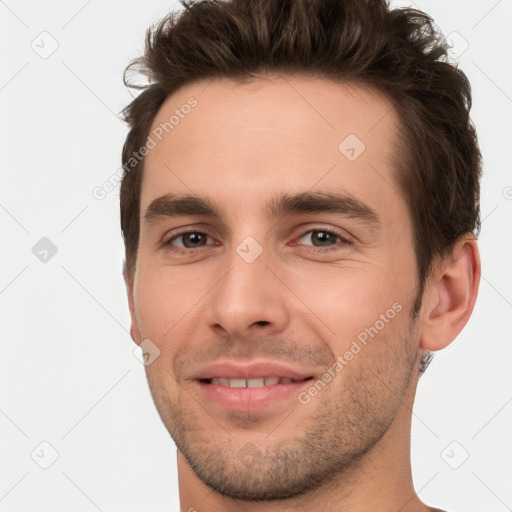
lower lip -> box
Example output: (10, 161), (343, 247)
(196, 379), (312, 412)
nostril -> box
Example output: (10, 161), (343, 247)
(253, 321), (270, 326)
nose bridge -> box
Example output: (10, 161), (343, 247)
(205, 233), (289, 338)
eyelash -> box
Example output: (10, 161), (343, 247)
(163, 228), (352, 254)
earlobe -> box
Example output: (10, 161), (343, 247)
(130, 323), (141, 346)
(420, 234), (480, 352)
(123, 267), (141, 346)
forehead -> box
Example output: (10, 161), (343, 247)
(141, 74), (403, 221)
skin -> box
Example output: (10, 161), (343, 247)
(125, 74), (480, 512)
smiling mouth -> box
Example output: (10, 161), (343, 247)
(200, 376), (314, 388)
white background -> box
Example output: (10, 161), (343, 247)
(1, 0), (511, 511)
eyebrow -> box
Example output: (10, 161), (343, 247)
(143, 191), (381, 228)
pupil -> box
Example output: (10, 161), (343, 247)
(185, 233), (204, 247)
(314, 231), (332, 246)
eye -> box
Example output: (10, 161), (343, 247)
(162, 227), (351, 255)
(293, 229), (351, 249)
(165, 230), (216, 251)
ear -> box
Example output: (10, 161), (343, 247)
(123, 265), (142, 346)
(420, 234), (480, 352)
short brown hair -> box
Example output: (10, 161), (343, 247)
(120, 0), (482, 317)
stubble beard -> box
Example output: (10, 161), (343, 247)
(145, 318), (420, 501)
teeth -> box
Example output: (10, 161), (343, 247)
(229, 378), (246, 388)
(210, 377), (298, 388)
(212, 377), (230, 386)
(247, 378), (264, 388)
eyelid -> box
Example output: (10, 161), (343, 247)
(161, 222), (216, 241)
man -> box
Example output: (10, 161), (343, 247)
(120, 0), (481, 510)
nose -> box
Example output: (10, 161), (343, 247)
(204, 243), (290, 340)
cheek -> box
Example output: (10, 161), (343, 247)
(134, 271), (186, 401)
(287, 261), (411, 348)
(133, 267), (193, 342)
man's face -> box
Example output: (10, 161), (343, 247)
(127, 75), (424, 500)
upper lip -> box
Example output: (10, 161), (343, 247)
(192, 360), (315, 381)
